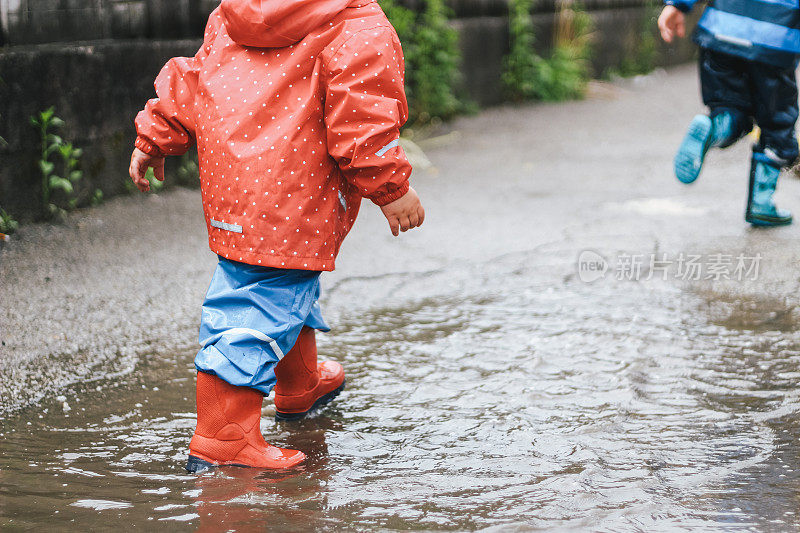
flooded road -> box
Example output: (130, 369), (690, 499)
(5, 250), (800, 529)
(4, 66), (800, 529)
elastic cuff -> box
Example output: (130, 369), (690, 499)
(369, 180), (410, 206)
(664, 0), (690, 12)
(135, 136), (164, 157)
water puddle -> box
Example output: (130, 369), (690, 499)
(3, 250), (800, 529)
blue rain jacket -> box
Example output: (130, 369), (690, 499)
(194, 257), (329, 394)
(665, 0), (800, 67)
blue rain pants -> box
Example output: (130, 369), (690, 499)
(700, 48), (799, 165)
(194, 256), (329, 395)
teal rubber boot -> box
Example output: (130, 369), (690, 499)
(745, 154), (793, 227)
(674, 113), (734, 184)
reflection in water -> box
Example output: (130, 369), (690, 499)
(699, 287), (799, 332)
(687, 285), (800, 527)
(2, 251), (800, 529)
(194, 418), (332, 530)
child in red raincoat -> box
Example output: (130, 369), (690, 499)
(129, 0), (424, 471)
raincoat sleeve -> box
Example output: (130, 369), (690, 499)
(134, 13), (221, 157)
(323, 26), (413, 206)
(663, 0), (697, 12)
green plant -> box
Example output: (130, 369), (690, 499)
(610, 1), (659, 77)
(0, 207), (18, 235)
(378, 0), (415, 43)
(123, 165), (167, 193)
(503, 0), (593, 102)
(502, 0), (540, 101)
(409, 0), (463, 121)
(30, 108), (84, 218)
(550, 1), (592, 96)
(379, 0), (464, 123)
(90, 188), (104, 206)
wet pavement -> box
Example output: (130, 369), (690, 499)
(4, 65), (800, 529)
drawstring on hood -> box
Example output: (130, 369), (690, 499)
(220, 0), (354, 48)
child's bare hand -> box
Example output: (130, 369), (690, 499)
(380, 187), (425, 236)
(658, 6), (686, 43)
(128, 147), (165, 192)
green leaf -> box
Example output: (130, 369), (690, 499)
(50, 116), (65, 128)
(41, 108), (54, 122)
(49, 176), (73, 194)
(90, 189), (104, 206)
(69, 170), (83, 182)
(71, 148), (82, 159)
(1, 217), (19, 234)
(38, 160), (55, 176)
(0, 208), (19, 234)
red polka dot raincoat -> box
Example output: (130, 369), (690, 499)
(135, 0), (412, 271)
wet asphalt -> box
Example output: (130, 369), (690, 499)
(2, 63), (800, 416)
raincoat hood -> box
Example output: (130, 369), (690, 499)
(220, 0), (355, 48)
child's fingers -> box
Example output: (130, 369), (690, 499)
(417, 205), (425, 227)
(130, 155), (147, 179)
(130, 159), (151, 192)
(129, 158), (141, 182)
(657, 12), (673, 43)
(676, 20), (685, 38)
(154, 160), (165, 181)
(135, 173), (150, 192)
(387, 215), (399, 236)
(399, 215), (411, 232)
(128, 149), (157, 192)
(132, 176), (149, 192)
(408, 212), (420, 229)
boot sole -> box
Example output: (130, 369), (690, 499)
(186, 455), (249, 473)
(675, 115), (712, 184)
(746, 213), (793, 227)
(275, 379), (346, 422)
(185, 453), (306, 473)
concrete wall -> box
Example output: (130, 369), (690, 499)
(0, 39), (201, 218)
(0, 0), (218, 45)
(0, 0), (696, 220)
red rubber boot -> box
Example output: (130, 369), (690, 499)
(274, 327), (345, 421)
(186, 372), (306, 472)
